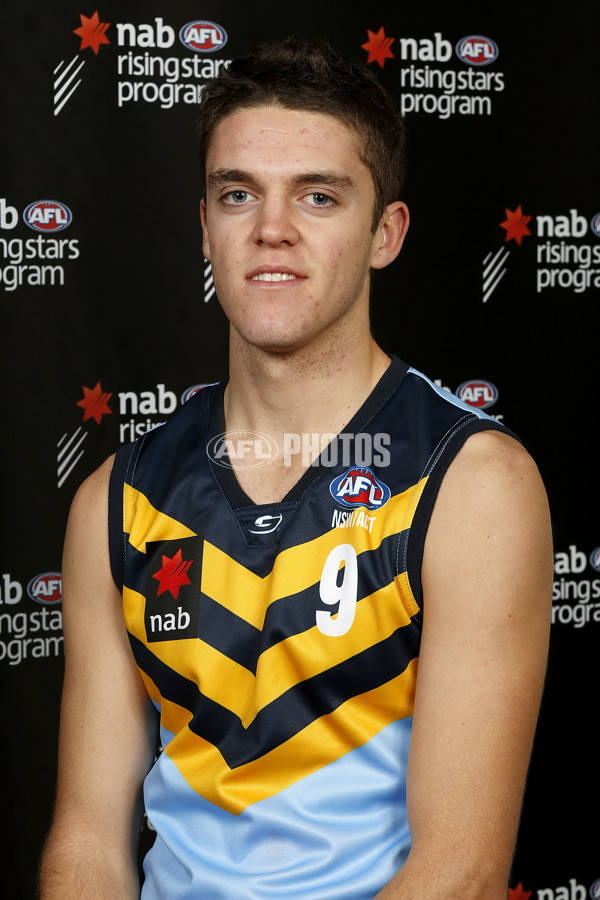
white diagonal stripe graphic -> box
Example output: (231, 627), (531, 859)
(54, 55), (81, 85)
(204, 262), (215, 302)
(54, 56), (86, 116)
(483, 248), (510, 290)
(482, 268), (508, 303)
(57, 427), (88, 487)
(482, 247), (511, 303)
(58, 449), (86, 488)
(483, 246), (509, 277)
(57, 426), (85, 461)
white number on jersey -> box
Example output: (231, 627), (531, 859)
(316, 543), (358, 636)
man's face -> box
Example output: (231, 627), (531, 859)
(201, 105), (399, 355)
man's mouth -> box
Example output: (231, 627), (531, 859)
(250, 272), (298, 282)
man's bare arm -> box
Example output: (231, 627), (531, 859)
(377, 431), (553, 898)
(40, 456), (158, 899)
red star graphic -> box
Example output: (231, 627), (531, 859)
(500, 205), (532, 245)
(73, 11), (110, 54)
(152, 549), (193, 600)
(508, 884), (533, 900)
(361, 26), (395, 68)
(76, 381), (113, 425)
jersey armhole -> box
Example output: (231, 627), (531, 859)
(404, 417), (519, 616)
(108, 444), (135, 591)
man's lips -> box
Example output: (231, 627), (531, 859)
(251, 272), (296, 282)
(246, 266), (306, 283)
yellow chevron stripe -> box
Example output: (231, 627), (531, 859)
(201, 481), (427, 629)
(129, 579), (412, 726)
(124, 485), (195, 551)
(162, 657), (418, 815)
(124, 586), (251, 713)
(123, 585), (146, 639)
(254, 582), (412, 715)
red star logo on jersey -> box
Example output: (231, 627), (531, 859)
(508, 884), (533, 900)
(76, 381), (113, 424)
(361, 27), (395, 68)
(500, 205), (532, 245)
(152, 549), (193, 600)
(73, 11), (111, 54)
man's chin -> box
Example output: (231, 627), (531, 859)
(233, 327), (313, 357)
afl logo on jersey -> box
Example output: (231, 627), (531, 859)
(590, 880), (600, 899)
(330, 466), (391, 511)
(179, 21), (227, 53)
(27, 572), (62, 605)
(456, 379), (498, 410)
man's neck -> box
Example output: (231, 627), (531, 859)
(225, 333), (390, 438)
(221, 332), (391, 504)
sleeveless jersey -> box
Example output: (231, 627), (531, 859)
(108, 356), (514, 899)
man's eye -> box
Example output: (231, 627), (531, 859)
(306, 193), (334, 207)
(224, 190), (250, 204)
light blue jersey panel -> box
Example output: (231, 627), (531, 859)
(141, 718), (412, 900)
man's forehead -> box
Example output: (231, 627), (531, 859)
(207, 105), (364, 162)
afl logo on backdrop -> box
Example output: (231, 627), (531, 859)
(456, 380), (498, 410)
(179, 21), (227, 52)
(23, 200), (72, 233)
(589, 548), (600, 573)
(181, 384), (209, 404)
(455, 35), (498, 66)
(330, 467), (391, 511)
(27, 572), (62, 605)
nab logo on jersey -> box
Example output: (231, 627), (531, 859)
(330, 466), (391, 511)
(23, 200), (72, 233)
(455, 35), (498, 66)
(27, 572), (62, 605)
(145, 538), (203, 643)
(179, 21), (227, 52)
(457, 379), (498, 409)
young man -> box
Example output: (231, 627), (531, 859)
(40, 40), (553, 899)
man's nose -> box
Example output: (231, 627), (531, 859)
(251, 196), (300, 247)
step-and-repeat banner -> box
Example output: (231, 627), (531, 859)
(2, 2), (598, 897)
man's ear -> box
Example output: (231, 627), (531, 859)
(200, 198), (211, 261)
(370, 201), (410, 270)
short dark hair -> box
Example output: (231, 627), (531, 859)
(197, 38), (407, 230)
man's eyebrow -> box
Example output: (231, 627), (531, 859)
(290, 172), (358, 193)
(207, 168), (255, 188)
(206, 168), (358, 193)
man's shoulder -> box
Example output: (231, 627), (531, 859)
(448, 429), (535, 483)
(432, 429), (547, 538)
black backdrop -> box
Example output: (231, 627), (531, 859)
(2, 3), (599, 897)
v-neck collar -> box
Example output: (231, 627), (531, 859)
(206, 355), (409, 511)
